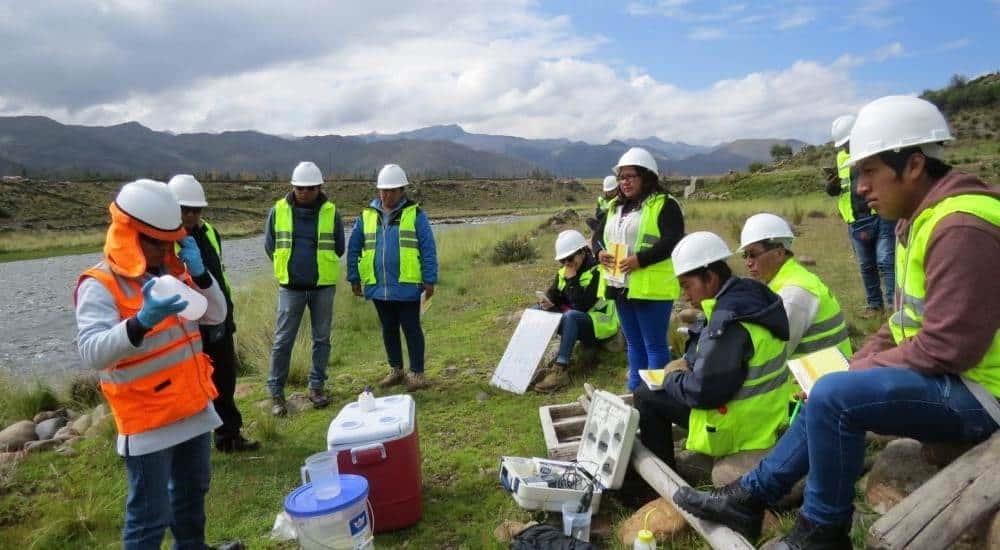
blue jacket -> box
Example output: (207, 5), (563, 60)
(264, 193), (345, 290)
(346, 197), (438, 302)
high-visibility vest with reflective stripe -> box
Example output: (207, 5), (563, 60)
(76, 263), (218, 435)
(557, 264), (619, 340)
(603, 193), (681, 300)
(768, 258), (852, 359)
(836, 150), (874, 224)
(686, 297), (792, 457)
(596, 196), (613, 214)
(890, 194), (1000, 396)
(174, 221), (231, 295)
(272, 199), (340, 285)
(357, 204), (422, 286)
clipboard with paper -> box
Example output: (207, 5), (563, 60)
(604, 242), (627, 285)
(786, 347), (850, 396)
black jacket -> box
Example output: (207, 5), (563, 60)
(189, 222), (236, 334)
(544, 254), (600, 313)
(662, 277), (789, 409)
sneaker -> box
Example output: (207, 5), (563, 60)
(533, 366), (570, 393)
(270, 396), (287, 417)
(673, 481), (766, 541)
(216, 433), (261, 453)
(762, 514), (852, 550)
(405, 372), (429, 392)
(379, 368), (406, 388)
(308, 388), (330, 408)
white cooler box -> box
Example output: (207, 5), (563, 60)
(499, 390), (639, 513)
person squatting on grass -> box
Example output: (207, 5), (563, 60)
(674, 96), (1000, 550)
(532, 229), (619, 393)
(593, 147), (685, 391)
(74, 179), (232, 549)
(347, 164), (438, 392)
(264, 161), (345, 416)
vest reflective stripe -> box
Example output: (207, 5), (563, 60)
(78, 263), (218, 435)
(890, 194), (1000, 396)
(358, 204), (422, 286)
(686, 298), (792, 457)
(557, 265), (620, 340)
(602, 193), (680, 300)
(271, 199), (340, 285)
(768, 258), (853, 359)
(836, 150), (856, 223)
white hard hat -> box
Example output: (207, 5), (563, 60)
(116, 179), (182, 231)
(738, 213), (794, 252)
(554, 230), (589, 261)
(602, 175), (619, 192)
(290, 161), (324, 187)
(613, 147), (658, 176)
(831, 114), (856, 147)
(847, 95), (953, 166)
(376, 164), (409, 189)
(166, 174), (207, 207)
(672, 231), (732, 276)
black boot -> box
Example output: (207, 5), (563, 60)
(762, 514), (852, 550)
(673, 481), (766, 540)
(216, 433), (261, 453)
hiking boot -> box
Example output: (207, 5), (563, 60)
(270, 396), (287, 417)
(211, 541), (246, 550)
(859, 307), (883, 320)
(533, 366), (570, 393)
(405, 372), (429, 392)
(673, 481), (766, 541)
(216, 433), (261, 453)
(379, 368), (405, 388)
(308, 388), (330, 408)
(761, 514), (851, 550)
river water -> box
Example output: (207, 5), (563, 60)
(0, 215), (532, 383)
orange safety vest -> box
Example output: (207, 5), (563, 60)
(76, 262), (218, 435)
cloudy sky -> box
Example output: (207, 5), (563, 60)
(0, 1), (996, 145)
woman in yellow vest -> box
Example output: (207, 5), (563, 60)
(633, 231), (792, 469)
(675, 96), (1000, 549)
(347, 164), (438, 392)
(533, 230), (619, 392)
(74, 179), (234, 549)
(593, 147), (685, 391)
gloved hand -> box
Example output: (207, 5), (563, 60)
(177, 236), (206, 277)
(136, 279), (188, 329)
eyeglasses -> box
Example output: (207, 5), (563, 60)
(618, 173), (640, 182)
(742, 246), (778, 260)
(181, 207), (203, 215)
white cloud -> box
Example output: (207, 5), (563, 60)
(776, 7), (816, 30)
(0, 2), (874, 145)
(845, 0), (901, 29)
(688, 27), (727, 40)
(873, 42), (905, 61)
(833, 42), (905, 68)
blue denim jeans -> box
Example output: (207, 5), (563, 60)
(848, 216), (896, 309)
(123, 433), (212, 549)
(615, 297), (673, 391)
(267, 286), (335, 397)
(373, 299), (425, 373)
(555, 309), (598, 365)
(741, 368), (998, 526)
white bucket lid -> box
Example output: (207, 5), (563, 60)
(327, 394), (415, 449)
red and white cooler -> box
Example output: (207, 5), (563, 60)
(327, 393), (422, 532)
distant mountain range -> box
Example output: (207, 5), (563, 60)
(0, 116), (805, 179)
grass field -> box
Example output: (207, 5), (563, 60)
(0, 194), (894, 549)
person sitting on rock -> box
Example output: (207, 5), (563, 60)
(673, 96), (1000, 549)
(534, 230), (619, 392)
(632, 231), (792, 469)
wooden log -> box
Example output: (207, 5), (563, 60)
(631, 441), (756, 550)
(868, 431), (1000, 550)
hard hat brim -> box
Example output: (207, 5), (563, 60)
(291, 181), (323, 187)
(834, 136), (849, 147)
(376, 182), (409, 190)
(177, 199), (208, 207)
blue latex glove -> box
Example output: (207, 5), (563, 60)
(136, 279), (188, 329)
(177, 236), (206, 277)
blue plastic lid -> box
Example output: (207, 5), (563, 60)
(284, 474), (368, 518)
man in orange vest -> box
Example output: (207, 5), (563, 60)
(74, 179), (234, 549)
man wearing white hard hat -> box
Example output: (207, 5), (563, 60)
(74, 179), (231, 548)
(633, 231), (792, 471)
(676, 96), (1000, 549)
(595, 175), (619, 218)
(167, 174), (258, 453)
(347, 164), (438, 392)
(825, 113), (897, 318)
(532, 229), (619, 392)
(738, 213), (851, 360)
(264, 161), (345, 415)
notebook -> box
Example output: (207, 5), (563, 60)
(786, 347), (850, 396)
(638, 369), (666, 391)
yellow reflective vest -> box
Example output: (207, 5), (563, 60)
(556, 264), (619, 340)
(768, 258), (852, 359)
(602, 193), (681, 300)
(271, 199), (340, 285)
(358, 204), (422, 286)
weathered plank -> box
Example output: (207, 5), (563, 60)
(868, 431), (1000, 550)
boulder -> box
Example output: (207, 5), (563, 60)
(35, 417), (67, 440)
(921, 441), (976, 468)
(865, 438), (939, 514)
(32, 410), (60, 424)
(712, 449), (770, 487)
(233, 382), (254, 399)
(865, 431), (899, 448)
(0, 420), (38, 451)
(53, 425), (78, 442)
(24, 438), (60, 453)
(0, 451), (22, 466)
(675, 450), (714, 487)
(617, 497), (688, 545)
(601, 331), (626, 353)
(92, 403), (109, 420)
(71, 414), (92, 435)
(984, 510), (1000, 549)
(285, 393), (314, 415)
